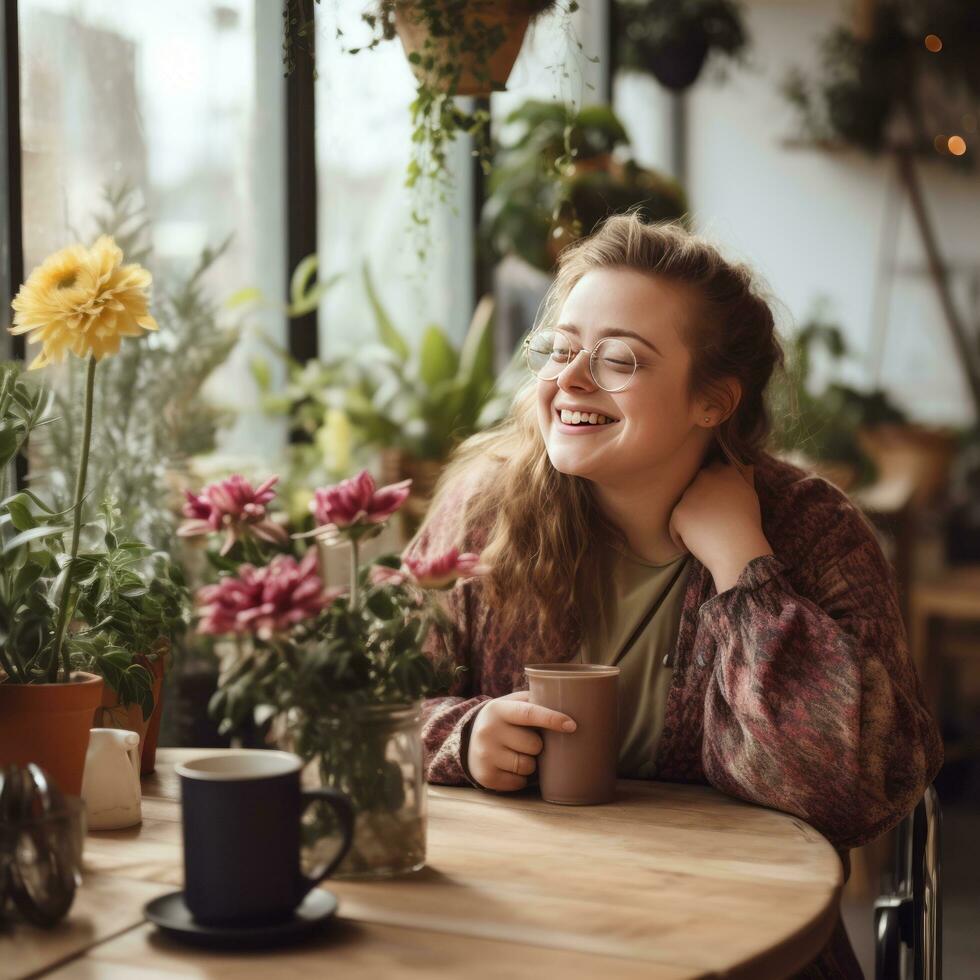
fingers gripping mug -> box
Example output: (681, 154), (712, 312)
(525, 664), (620, 805)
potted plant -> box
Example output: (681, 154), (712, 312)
(768, 307), (910, 489)
(386, 0), (562, 97)
(482, 101), (688, 272)
(780, 1), (980, 161)
(181, 468), (486, 877)
(73, 503), (190, 774)
(348, 267), (499, 536)
(613, 0), (748, 91)
(261, 265), (501, 538)
(0, 237), (169, 796)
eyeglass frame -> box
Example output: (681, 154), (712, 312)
(522, 328), (639, 393)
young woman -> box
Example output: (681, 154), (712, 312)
(403, 214), (943, 978)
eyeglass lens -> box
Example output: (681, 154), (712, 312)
(525, 330), (637, 391)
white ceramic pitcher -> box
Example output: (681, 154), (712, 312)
(81, 728), (142, 830)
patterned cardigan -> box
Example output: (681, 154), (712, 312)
(403, 452), (944, 979)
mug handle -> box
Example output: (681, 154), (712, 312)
(298, 788), (355, 895)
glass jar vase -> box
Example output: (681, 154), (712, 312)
(303, 701), (426, 880)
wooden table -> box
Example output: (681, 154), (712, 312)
(4, 749), (843, 979)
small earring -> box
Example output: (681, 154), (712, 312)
(703, 417), (711, 424)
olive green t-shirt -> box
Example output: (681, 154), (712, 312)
(577, 547), (692, 779)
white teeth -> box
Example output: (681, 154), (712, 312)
(559, 409), (615, 426)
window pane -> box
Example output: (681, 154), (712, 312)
(19, 0), (287, 462)
(314, 3), (473, 354)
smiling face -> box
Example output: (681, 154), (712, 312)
(535, 267), (715, 486)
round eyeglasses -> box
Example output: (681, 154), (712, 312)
(523, 329), (638, 393)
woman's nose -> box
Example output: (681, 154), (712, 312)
(556, 350), (596, 392)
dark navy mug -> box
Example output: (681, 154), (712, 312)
(176, 750), (353, 925)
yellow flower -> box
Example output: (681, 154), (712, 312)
(9, 235), (158, 369)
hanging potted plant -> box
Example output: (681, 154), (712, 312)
(613, 0), (748, 92)
(0, 238), (184, 796)
(482, 101), (688, 273)
(308, 0), (580, 251)
(385, 0), (561, 97)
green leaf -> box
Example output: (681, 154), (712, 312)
(289, 252), (319, 310)
(458, 295), (494, 383)
(206, 551), (245, 574)
(4, 496), (37, 532)
(418, 325), (459, 389)
(11, 560), (45, 600)
(0, 426), (19, 468)
(2, 523), (71, 554)
(287, 272), (342, 319)
(224, 286), (264, 310)
(365, 589), (396, 620)
(286, 255), (340, 318)
(362, 263), (410, 362)
(0, 489), (64, 517)
(250, 355), (272, 393)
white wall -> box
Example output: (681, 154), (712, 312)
(625, 1), (980, 427)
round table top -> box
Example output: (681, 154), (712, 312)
(6, 748), (843, 979)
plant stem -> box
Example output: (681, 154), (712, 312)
(50, 355), (97, 682)
(0, 373), (10, 505)
(349, 536), (360, 611)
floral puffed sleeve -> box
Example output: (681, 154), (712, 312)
(696, 478), (943, 850)
(402, 487), (492, 788)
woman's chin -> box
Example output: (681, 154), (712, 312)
(546, 444), (599, 479)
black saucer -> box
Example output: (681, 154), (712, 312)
(144, 889), (339, 950)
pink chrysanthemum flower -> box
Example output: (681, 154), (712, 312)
(178, 474), (288, 556)
(401, 547), (489, 590)
(310, 470), (411, 533)
(196, 551), (341, 640)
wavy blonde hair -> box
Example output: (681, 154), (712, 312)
(427, 214), (785, 646)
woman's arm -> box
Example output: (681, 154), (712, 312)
(696, 489), (944, 850)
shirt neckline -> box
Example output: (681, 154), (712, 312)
(612, 543), (691, 570)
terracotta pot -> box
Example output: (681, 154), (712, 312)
(380, 449), (446, 541)
(0, 672), (104, 797)
(140, 678), (165, 775)
(93, 649), (167, 776)
(394, 1), (533, 97)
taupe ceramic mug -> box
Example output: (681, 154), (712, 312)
(524, 663), (620, 805)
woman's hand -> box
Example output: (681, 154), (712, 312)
(668, 461), (774, 593)
(466, 690), (577, 792)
